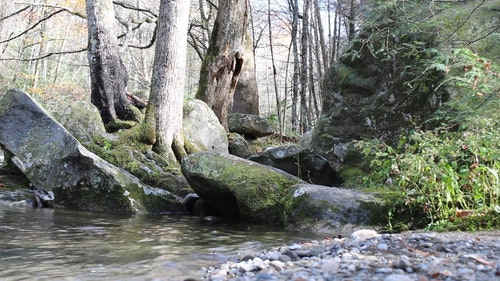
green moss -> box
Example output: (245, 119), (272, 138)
(338, 167), (366, 188)
(280, 190), (321, 231)
(219, 163), (301, 224)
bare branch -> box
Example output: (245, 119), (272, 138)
(437, 0), (487, 46)
(0, 6), (30, 21)
(0, 47), (87, 61)
(14, 2), (86, 18)
(124, 24), (158, 49)
(0, 9), (75, 45)
(467, 25), (500, 45)
(112, 1), (157, 18)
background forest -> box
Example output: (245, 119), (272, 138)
(0, 0), (363, 136)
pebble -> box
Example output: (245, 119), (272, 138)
(202, 230), (500, 281)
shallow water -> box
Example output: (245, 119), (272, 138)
(0, 207), (318, 281)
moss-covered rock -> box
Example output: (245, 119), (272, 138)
(181, 151), (304, 224)
(49, 100), (106, 145)
(282, 184), (394, 234)
(0, 89), (184, 214)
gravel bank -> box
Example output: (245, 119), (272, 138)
(203, 229), (500, 281)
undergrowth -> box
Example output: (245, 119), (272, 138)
(353, 1), (500, 231)
(357, 48), (499, 231)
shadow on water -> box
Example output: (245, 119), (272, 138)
(0, 206), (320, 281)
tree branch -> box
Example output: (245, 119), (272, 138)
(124, 24), (158, 49)
(0, 9), (70, 45)
(0, 47), (87, 61)
(0, 6), (30, 21)
(437, 0), (487, 46)
(14, 3), (86, 18)
(467, 25), (500, 45)
(112, 1), (157, 18)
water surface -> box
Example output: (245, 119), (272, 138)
(0, 207), (318, 281)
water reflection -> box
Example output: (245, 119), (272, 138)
(0, 207), (318, 281)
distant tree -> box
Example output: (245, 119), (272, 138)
(196, 0), (249, 130)
(143, 0), (190, 161)
(86, 0), (140, 127)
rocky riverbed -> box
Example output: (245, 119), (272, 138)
(201, 229), (500, 281)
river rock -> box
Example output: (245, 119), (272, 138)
(249, 145), (340, 186)
(183, 99), (228, 153)
(282, 184), (391, 233)
(228, 113), (273, 139)
(0, 89), (182, 213)
(228, 133), (252, 158)
(181, 151), (304, 224)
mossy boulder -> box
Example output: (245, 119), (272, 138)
(183, 99), (228, 153)
(0, 89), (183, 214)
(181, 151), (304, 224)
(249, 145), (340, 186)
(282, 184), (393, 234)
(228, 132), (252, 158)
(310, 1), (451, 168)
(49, 100), (106, 145)
(228, 113), (274, 139)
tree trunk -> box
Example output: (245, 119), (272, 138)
(290, 0), (300, 132)
(86, 0), (139, 126)
(231, 30), (259, 115)
(348, 0), (356, 41)
(299, 0), (310, 133)
(267, 0), (282, 134)
(196, 0), (249, 130)
(143, 0), (190, 161)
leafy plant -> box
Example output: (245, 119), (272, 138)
(357, 47), (500, 231)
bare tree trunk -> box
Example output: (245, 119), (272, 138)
(313, 0), (328, 72)
(348, 0), (356, 41)
(86, 0), (139, 126)
(290, 0), (300, 133)
(196, 0), (249, 130)
(267, 0), (282, 134)
(143, 0), (190, 161)
(299, 0), (311, 133)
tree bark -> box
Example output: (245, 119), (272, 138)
(299, 0), (310, 133)
(86, 0), (139, 126)
(290, 0), (300, 132)
(267, 0), (282, 134)
(196, 0), (249, 130)
(231, 30), (259, 115)
(143, 0), (190, 161)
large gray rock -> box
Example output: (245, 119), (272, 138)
(0, 89), (182, 213)
(181, 151), (305, 224)
(249, 145), (340, 186)
(283, 184), (392, 234)
(228, 113), (274, 139)
(49, 100), (106, 144)
(183, 99), (228, 153)
(228, 133), (252, 158)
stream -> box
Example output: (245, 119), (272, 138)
(0, 206), (320, 281)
